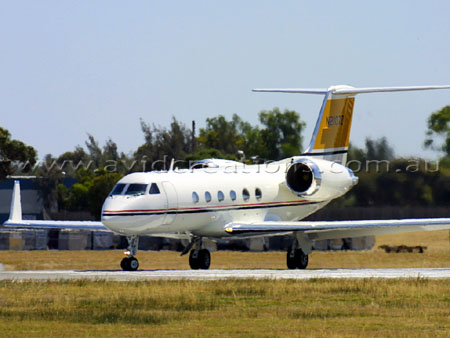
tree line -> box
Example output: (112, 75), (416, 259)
(1, 105), (449, 219)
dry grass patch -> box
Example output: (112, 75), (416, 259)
(0, 230), (449, 271)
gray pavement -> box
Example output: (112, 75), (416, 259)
(1, 268), (450, 281)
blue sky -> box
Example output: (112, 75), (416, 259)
(1, 1), (449, 159)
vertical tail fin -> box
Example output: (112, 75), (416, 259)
(303, 86), (355, 163)
(253, 84), (450, 164)
(8, 180), (23, 222)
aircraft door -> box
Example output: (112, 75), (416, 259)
(161, 181), (178, 225)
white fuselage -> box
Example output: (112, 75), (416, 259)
(101, 157), (356, 238)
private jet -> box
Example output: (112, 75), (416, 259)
(3, 85), (450, 271)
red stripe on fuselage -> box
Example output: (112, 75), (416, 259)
(103, 199), (310, 214)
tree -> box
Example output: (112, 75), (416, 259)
(347, 142), (365, 162)
(348, 137), (394, 163)
(346, 137), (395, 174)
(364, 137), (395, 161)
(58, 146), (88, 165)
(237, 119), (265, 160)
(58, 168), (122, 219)
(85, 134), (103, 168)
(103, 138), (120, 162)
(58, 169), (93, 212)
(56, 146), (89, 176)
(424, 105), (450, 156)
(197, 109), (306, 161)
(198, 115), (244, 156)
(55, 136), (129, 176)
(0, 127), (37, 179)
(135, 117), (193, 170)
(258, 108), (306, 160)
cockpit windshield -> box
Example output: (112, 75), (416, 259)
(124, 184), (148, 195)
(110, 183), (126, 195)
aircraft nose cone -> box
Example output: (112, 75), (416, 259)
(101, 197), (126, 230)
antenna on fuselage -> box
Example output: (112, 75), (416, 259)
(169, 158), (175, 172)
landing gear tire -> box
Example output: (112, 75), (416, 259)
(189, 251), (199, 270)
(121, 257), (139, 271)
(296, 250), (308, 269)
(198, 249), (211, 269)
(286, 251), (297, 270)
(120, 258), (128, 270)
(189, 249), (211, 270)
(286, 249), (308, 270)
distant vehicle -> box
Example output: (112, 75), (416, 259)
(4, 85), (450, 271)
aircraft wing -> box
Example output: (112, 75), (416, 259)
(2, 219), (109, 231)
(224, 218), (450, 240)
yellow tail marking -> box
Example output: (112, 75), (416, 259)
(312, 97), (355, 150)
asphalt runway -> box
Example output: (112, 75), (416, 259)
(1, 268), (450, 281)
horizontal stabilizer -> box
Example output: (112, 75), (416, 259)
(253, 85), (450, 95)
(252, 88), (328, 94)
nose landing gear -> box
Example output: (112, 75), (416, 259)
(121, 235), (139, 271)
(121, 256), (139, 271)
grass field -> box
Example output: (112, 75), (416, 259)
(0, 231), (449, 337)
(1, 230), (449, 270)
(0, 278), (449, 337)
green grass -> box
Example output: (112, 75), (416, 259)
(0, 279), (449, 337)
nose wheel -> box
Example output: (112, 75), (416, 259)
(121, 256), (139, 271)
(121, 235), (140, 271)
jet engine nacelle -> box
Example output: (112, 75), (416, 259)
(285, 158), (358, 200)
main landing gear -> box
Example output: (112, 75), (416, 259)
(121, 235), (139, 271)
(181, 237), (211, 270)
(286, 247), (308, 269)
(286, 235), (311, 269)
(189, 248), (211, 270)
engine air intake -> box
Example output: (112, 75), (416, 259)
(286, 159), (322, 196)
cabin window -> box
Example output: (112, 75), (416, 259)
(192, 192), (199, 203)
(255, 188), (262, 200)
(110, 183), (126, 195)
(124, 184), (148, 195)
(230, 190), (237, 201)
(242, 188), (250, 201)
(218, 191), (225, 202)
(149, 183), (160, 194)
(205, 191), (212, 203)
